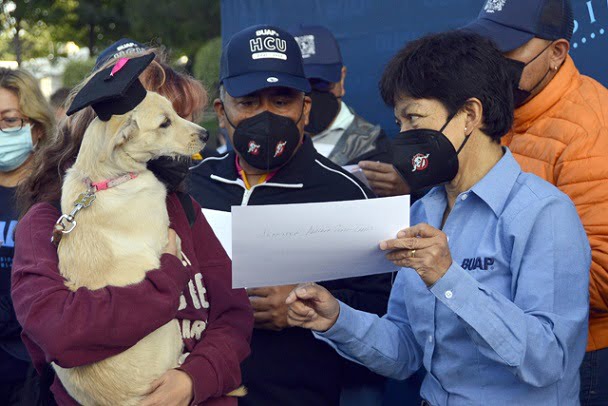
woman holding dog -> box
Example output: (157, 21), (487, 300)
(0, 67), (55, 405)
(12, 48), (253, 406)
(286, 31), (591, 405)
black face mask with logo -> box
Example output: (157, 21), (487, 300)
(305, 90), (341, 135)
(392, 114), (472, 192)
(505, 42), (554, 107)
(225, 108), (303, 171)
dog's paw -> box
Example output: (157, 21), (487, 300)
(64, 279), (79, 292)
(227, 386), (247, 397)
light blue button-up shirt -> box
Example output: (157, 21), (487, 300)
(317, 149), (590, 405)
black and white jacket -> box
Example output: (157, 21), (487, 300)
(189, 136), (391, 406)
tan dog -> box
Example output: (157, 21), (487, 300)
(54, 91), (207, 405)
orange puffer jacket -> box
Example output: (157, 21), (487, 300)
(503, 55), (608, 352)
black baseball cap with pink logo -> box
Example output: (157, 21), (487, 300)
(220, 25), (311, 98)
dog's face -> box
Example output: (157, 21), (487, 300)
(101, 92), (208, 165)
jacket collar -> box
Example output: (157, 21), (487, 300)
(209, 135), (318, 188)
(512, 55), (579, 133)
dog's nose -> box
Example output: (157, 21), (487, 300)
(198, 128), (209, 143)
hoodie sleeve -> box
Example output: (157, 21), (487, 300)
(177, 198), (253, 405)
(11, 203), (190, 368)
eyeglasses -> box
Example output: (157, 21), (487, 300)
(0, 117), (26, 133)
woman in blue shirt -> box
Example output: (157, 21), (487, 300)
(285, 31), (591, 405)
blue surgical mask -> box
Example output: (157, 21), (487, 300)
(0, 124), (34, 172)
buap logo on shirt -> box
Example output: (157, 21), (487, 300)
(461, 257), (495, 271)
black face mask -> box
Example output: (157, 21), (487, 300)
(392, 114), (471, 192)
(225, 108), (303, 171)
(305, 90), (340, 135)
(505, 42), (554, 107)
(147, 156), (192, 192)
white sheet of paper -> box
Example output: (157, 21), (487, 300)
(201, 209), (232, 259)
(342, 164), (371, 189)
(231, 195), (410, 288)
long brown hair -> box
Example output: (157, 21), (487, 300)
(16, 49), (207, 217)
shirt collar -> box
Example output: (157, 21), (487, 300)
(469, 148), (521, 217)
(316, 101), (355, 138)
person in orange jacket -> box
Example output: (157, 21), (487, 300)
(463, 1), (608, 405)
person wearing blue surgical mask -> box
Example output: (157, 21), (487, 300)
(0, 67), (54, 404)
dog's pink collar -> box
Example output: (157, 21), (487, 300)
(90, 172), (138, 191)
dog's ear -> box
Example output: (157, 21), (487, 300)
(101, 115), (139, 162)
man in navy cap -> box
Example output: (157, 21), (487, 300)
(188, 24), (391, 406)
(290, 25), (391, 168)
(464, 1), (608, 405)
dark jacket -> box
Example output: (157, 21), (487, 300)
(326, 108), (392, 166)
(189, 136), (392, 406)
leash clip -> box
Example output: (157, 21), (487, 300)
(51, 189), (97, 245)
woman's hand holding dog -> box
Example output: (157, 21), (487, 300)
(164, 228), (179, 257)
(140, 369), (193, 406)
(285, 283), (340, 332)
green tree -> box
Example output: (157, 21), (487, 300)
(193, 37), (221, 99)
(72, 0), (129, 56)
(0, 0), (129, 63)
(126, 0), (220, 70)
(0, 0), (73, 64)
(62, 58), (95, 88)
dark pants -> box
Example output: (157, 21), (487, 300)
(0, 364), (56, 406)
(382, 369), (424, 406)
(0, 381), (24, 405)
(580, 347), (608, 406)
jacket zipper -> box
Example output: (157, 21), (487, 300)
(209, 175), (304, 207)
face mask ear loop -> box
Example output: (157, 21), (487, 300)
(516, 41), (554, 94)
(455, 130), (473, 156)
(439, 112), (456, 133)
(294, 97), (306, 126)
(221, 102), (238, 129)
(441, 110), (472, 156)
(524, 41), (554, 67)
(525, 67), (552, 94)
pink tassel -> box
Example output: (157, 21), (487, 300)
(110, 58), (129, 77)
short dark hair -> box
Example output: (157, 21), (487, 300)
(379, 30), (514, 142)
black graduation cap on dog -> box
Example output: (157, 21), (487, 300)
(66, 53), (155, 121)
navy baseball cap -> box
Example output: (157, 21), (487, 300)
(290, 25), (343, 83)
(95, 38), (148, 70)
(220, 25), (311, 97)
(463, 0), (574, 52)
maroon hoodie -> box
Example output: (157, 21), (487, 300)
(11, 193), (253, 405)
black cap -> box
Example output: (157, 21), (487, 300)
(67, 53), (155, 121)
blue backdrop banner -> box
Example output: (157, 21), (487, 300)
(221, 0), (608, 137)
